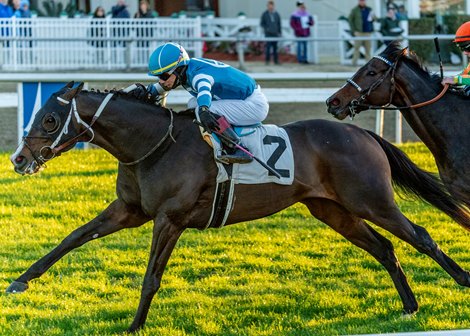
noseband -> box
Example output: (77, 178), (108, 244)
(346, 53), (449, 117)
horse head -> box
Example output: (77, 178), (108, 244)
(326, 41), (408, 119)
(10, 81), (86, 175)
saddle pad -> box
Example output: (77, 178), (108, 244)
(213, 124), (294, 185)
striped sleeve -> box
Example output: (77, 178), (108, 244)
(192, 74), (214, 108)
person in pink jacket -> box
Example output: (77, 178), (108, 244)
(290, 1), (314, 64)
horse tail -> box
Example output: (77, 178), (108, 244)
(366, 130), (470, 230)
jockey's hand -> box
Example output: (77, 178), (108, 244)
(131, 83), (148, 99)
(199, 106), (219, 133)
(131, 83), (158, 102)
(146, 84), (158, 102)
(441, 77), (455, 85)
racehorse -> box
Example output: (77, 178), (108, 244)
(326, 41), (470, 209)
(8, 82), (470, 332)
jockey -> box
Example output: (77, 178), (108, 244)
(442, 21), (470, 87)
(133, 42), (269, 164)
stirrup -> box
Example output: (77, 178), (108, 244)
(217, 148), (253, 164)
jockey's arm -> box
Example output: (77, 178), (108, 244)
(194, 77), (213, 108)
(451, 74), (470, 85)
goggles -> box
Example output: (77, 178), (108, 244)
(457, 41), (470, 52)
(158, 72), (172, 81)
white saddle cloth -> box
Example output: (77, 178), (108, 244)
(212, 124), (294, 185)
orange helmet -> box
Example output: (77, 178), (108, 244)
(454, 21), (470, 43)
(454, 22), (470, 51)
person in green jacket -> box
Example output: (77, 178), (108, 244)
(348, 0), (376, 66)
(380, 7), (402, 46)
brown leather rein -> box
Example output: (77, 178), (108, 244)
(347, 54), (449, 115)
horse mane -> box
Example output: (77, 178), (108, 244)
(380, 41), (442, 86)
(85, 87), (155, 105)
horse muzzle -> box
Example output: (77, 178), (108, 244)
(326, 96), (349, 120)
(10, 153), (42, 175)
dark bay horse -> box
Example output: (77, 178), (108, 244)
(8, 82), (470, 332)
(326, 41), (470, 208)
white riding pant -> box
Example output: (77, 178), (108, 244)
(188, 85), (269, 126)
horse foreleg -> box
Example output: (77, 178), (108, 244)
(303, 198), (419, 314)
(127, 214), (183, 333)
(7, 199), (149, 293)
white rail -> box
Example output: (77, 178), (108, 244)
(0, 17), (202, 71)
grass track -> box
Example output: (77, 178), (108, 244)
(0, 143), (469, 335)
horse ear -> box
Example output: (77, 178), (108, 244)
(65, 81), (75, 89)
(60, 82), (84, 102)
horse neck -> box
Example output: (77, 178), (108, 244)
(76, 93), (173, 163)
(394, 62), (455, 161)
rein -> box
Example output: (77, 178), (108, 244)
(119, 108), (175, 166)
(347, 54), (449, 116)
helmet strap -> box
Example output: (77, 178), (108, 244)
(171, 65), (187, 89)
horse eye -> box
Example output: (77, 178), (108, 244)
(367, 71), (377, 76)
(42, 113), (60, 133)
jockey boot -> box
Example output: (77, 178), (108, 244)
(215, 117), (253, 164)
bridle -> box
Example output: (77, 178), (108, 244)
(22, 93), (112, 167)
(22, 91), (176, 168)
(346, 52), (449, 118)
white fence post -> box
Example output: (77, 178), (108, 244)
(395, 110), (402, 144)
(375, 109), (384, 137)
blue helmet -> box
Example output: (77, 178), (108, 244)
(148, 42), (190, 77)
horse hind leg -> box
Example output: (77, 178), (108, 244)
(6, 199), (150, 294)
(365, 206), (470, 287)
(302, 198), (419, 314)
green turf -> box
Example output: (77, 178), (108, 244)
(0, 144), (469, 335)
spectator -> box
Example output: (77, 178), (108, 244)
(348, 0), (375, 66)
(260, 0), (281, 65)
(134, 0), (153, 48)
(111, 0), (130, 18)
(290, 0), (314, 64)
(13, 0), (30, 18)
(111, 0), (130, 47)
(134, 0), (152, 18)
(397, 5), (408, 20)
(0, 0), (12, 18)
(0, 0), (13, 68)
(385, 0), (398, 12)
(90, 6), (106, 47)
(380, 7), (402, 46)
(89, 6), (106, 63)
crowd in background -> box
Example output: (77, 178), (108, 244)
(0, 0), (155, 19)
(260, 0), (407, 66)
(0, 0), (408, 67)
(0, 0), (31, 18)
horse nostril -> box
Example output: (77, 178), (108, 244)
(330, 98), (340, 107)
(13, 155), (26, 167)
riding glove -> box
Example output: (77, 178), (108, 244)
(131, 83), (158, 102)
(199, 106), (220, 133)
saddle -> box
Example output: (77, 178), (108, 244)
(201, 123), (295, 229)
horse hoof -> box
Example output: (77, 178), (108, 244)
(6, 281), (28, 293)
(401, 310), (417, 318)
